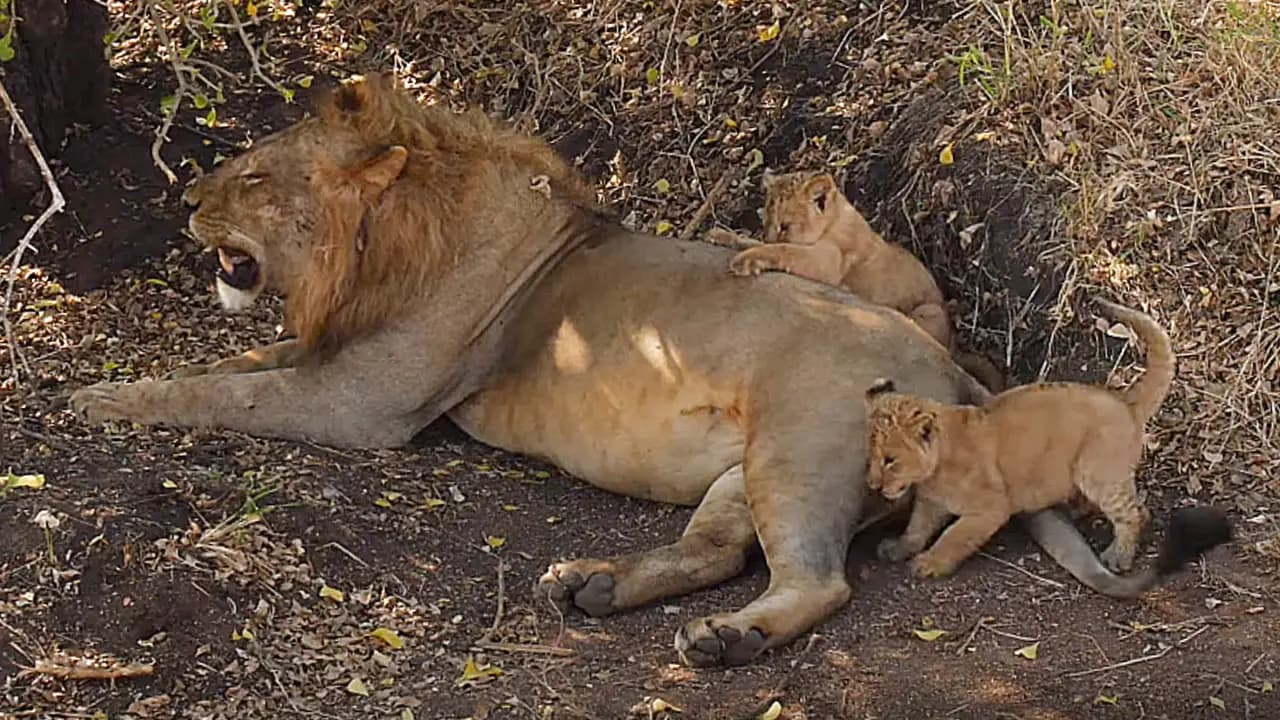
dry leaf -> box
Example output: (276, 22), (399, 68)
(913, 629), (947, 641)
(757, 21), (780, 43)
(1209, 696), (1225, 710)
(369, 627), (405, 650)
(1094, 694), (1118, 705)
(654, 178), (671, 194)
(423, 497), (446, 508)
(346, 677), (369, 696)
(455, 656), (503, 687)
(656, 221), (674, 236)
(757, 700), (782, 720)
(650, 697), (682, 713)
(939, 143), (955, 166)
(486, 535), (506, 550)
(1014, 642), (1039, 660)
(320, 585), (344, 602)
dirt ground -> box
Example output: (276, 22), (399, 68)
(3, 1), (1279, 718)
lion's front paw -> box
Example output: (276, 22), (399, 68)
(910, 550), (960, 578)
(674, 614), (768, 667)
(877, 537), (914, 563)
(535, 561), (619, 618)
(69, 382), (136, 425)
(1100, 542), (1135, 573)
(728, 250), (778, 277)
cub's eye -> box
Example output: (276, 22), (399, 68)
(241, 172), (269, 186)
(882, 456), (896, 468)
(778, 223), (790, 234)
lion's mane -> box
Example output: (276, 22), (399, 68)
(286, 72), (600, 357)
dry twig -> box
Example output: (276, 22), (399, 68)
(1, 79), (66, 387)
(20, 657), (154, 681)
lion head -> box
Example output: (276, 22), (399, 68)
(181, 71), (598, 356)
(864, 379), (941, 500)
(760, 170), (842, 245)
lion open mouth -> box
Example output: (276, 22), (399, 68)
(216, 247), (260, 290)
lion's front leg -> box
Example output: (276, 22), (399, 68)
(167, 339), (304, 379)
(538, 464), (755, 618)
(70, 365), (425, 449)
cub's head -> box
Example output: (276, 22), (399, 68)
(760, 170), (841, 245)
(180, 72), (406, 314)
(865, 379), (941, 500)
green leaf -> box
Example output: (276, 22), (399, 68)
(685, 33), (700, 48)
(654, 178), (671, 194)
(0, 37), (14, 63)
(4, 472), (46, 491)
(193, 93), (209, 109)
(1094, 694), (1118, 706)
(281, 88), (296, 103)
(646, 68), (660, 85)
(455, 656), (502, 687)
(319, 585), (344, 602)
(160, 94), (178, 118)
(1014, 642), (1039, 660)
(655, 221), (674, 236)
(345, 677), (369, 696)
(757, 20), (780, 43)
(746, 148), (765, 173)
(298, 75), (314, 89)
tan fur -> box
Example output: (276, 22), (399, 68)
(707, 170), (1004, 391)
(69, 74), (1125, 667)
(865, 298), (1175, 577)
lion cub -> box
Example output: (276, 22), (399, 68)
(864, 298), (1173, 579)
(708, 170), (1002, 390)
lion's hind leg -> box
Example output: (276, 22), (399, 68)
(674, 410), (864, 667)
(537, 464), (756, 617)
(1076, 454), (1147, 573)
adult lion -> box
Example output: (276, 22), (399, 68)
(70, 74), (1213, 666)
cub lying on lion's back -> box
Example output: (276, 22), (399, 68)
(706, 170), (1004, 392)
(864, 298), (1232, 594)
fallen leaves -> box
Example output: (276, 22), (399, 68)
(757, 20), (780, 43)
(756, 700), (782, 720)
(1014, 642), (1040, 660)
(912, 628), (947, 642)
(319, 585), (345, 603)
(938, 142), (955, 166)
(369, 627), (405, 650)
(346, 677), (370, 696)
(2, 471), (45, 495)
(455, 656), (503, 688)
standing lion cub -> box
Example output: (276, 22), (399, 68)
(707, 170), (1003, 390)
(863, 298), (1226, 580)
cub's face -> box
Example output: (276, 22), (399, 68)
(761, 170), (840, 245)
(181, 118), (346, 312)
(866, 394), (940, 500)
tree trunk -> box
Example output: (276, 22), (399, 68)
(1, 0), (110, 220)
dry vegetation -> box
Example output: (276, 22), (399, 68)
(2, 1), (1279, 717)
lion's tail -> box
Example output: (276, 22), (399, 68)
(1095, 298), (1175, 425)
(953, 351), (1007, 394)
(1022, 506), (1232, 599)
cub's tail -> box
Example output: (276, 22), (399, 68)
(1022, 506), (1232, 599)
(1095, 298), (1175, 425)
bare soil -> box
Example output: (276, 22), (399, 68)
(3, 2), (1278, 719)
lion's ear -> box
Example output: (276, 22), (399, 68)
(325, 72), (400, 121)
(352, 146), (409, 192)
(805, 174), (837, 214)
(866, 377), (897, 399)
(918, 413), (936, 445)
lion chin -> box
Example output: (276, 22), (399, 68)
(215, 277), (260, 312)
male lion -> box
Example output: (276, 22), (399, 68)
(69, 73), (1208, 665)
(707, 170), (1004, 391)
(865, 299), (1230, 588)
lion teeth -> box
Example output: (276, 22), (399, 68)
(217, 248), (237, 274)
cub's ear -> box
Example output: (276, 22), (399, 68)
(804, 173), (837, 214)
(919, 414), (936, 444)
(866, 377), (897, 399)
(761, 169), (780, 191)
(351, 146), (409, 194)
(323, 72), (400, 124)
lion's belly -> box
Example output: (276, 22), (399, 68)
(450, 363), (745, 507)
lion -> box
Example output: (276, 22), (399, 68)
(706, 170), (1005, 391)
(864, 298), (1231, 590)
(69, 73), (1220, 666)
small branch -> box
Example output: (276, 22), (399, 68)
(148, 3), (191, 184)
(1064, 646), (1173, 679)
(20, 657), (154, 681)
(977, 551), (1066, 589)
(0, 79), (66, 387)
(223, 1), (290, 99)
(678, 172), (734, 242)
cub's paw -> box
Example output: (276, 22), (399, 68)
(1100, 543), (1135, 573)
(910, 551), (959, 579)
(535, 561), (618, 618)
(877, 538), (914, 563)
(705, 228), (751, 248)
(69, 382), (135, 425)
(728, 251), (776, 277)
(674, 615), (768, 667)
